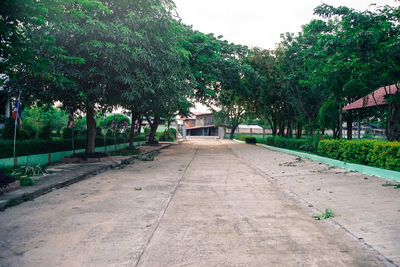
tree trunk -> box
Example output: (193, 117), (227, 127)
(286, 117), (293, 138)
(338, 107), (343, 139)
(129, 111), (138, 149)
(347, 111), (353, 140)
(86, 103), (96, 153)
(138, 116), (143, 135)
(147, 115), (160, 144)
(267, 118), (276, 136)
(296, 123), (302, 139)
(278, 120), (285, 137)
(387, 101), (400, 141)
(229, 127), (236, 140)
(272, 119), (278, 136)
(308, 117), (314, 137)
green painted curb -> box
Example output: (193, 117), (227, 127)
(254, 143), (400, 182)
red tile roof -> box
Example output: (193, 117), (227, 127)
(186, 125), (216, 130)
(182, 112), (213, 121)
(343, 84), (398, 111)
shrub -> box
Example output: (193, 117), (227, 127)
(0, 134), (146, 159)
(264, 136), (317, 152)
(0, 117), (33, 140)
(318, 139), (400, 171)
(236, 135), (253, 142)
(169, 127), (177, 137)
(158, 129), (176, 142)
(245, 137), (257, 144)
(62, 127), (72, 139)
(38, 123), (52, 140)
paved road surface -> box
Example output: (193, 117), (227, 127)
(0, 139), (397, 266)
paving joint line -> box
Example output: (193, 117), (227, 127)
(134, 147), (199, 267)
(223, 140), (397, 267)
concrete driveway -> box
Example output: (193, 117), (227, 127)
(0, 139), (396, 266)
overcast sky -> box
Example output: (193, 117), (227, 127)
(174, 0), (399, 50)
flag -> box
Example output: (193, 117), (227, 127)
(12, 93), (22, 130)
(112, 115), (116, 132)
(68, 109), (75, 129)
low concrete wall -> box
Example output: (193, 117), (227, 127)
(0, 141), (145, 168)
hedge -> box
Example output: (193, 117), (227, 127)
(233, 134), (400, 172)
(264, 136), (319, 153)
(0, 134), (146, 159)
(234, 135), (264, 143)
(318, 140), (400, 172)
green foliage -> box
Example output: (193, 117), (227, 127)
(0, 134), (145, 158)
(158, 129), (176, 142)
(12, 164), (47, 177)
(313, 209), (335, 220)
(38, 123), (52, 140)
(236, 135), (252, 142)
(318, 140), (400, 171)
(168, 127), (177, 137)
(17, 177), (35, 186)
(245, 137), (257, 144)
(98, 114), (130, 131)
(62, 127), (73, 139)
(264, 136), (318, 153)
(318, 99), (339, 131)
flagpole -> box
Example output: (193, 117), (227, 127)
(72, 128), (75, 154)
(114, 131), (116, 152)
(104, 114), (107, 153)
(13, 119), (17, 166)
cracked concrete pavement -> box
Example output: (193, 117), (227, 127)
(0, 139), (398, 266)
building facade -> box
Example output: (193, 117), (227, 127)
(183, 112), (217, 136)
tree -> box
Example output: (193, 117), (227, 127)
(98, 114), (130, 133)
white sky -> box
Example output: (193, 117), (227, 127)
(174, 0), (399, 50)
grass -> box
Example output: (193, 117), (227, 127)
(313, 208), (335, 220)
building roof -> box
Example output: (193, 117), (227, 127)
(343, 84), (398, 111)
(182, 112), (213, 121)
(186, 125), (216, 130)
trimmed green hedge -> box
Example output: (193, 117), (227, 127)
(318, 140), (400, 171)
(235, 135), (252, 142)
(233, 133), (400, 172)
(245, 137), (257, 144)
(264, 136), (318, 153)
(0, 134), (146, 159)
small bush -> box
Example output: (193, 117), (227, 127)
(169, 127), (177, 137)
(62, 127), (72, 139)
(158, 129), (176, 142)
(264, 136), (317, 152)
(236, 135), (253, 142)
(12, 164), (47, 177)
(38, 123), (52, 140)
(18, 177), (35, 186)
(245, 137), (257, 144)
(318, 139), (400, 171)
